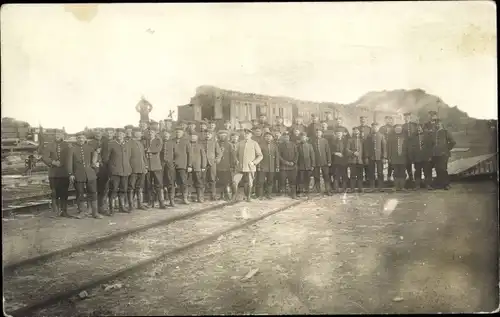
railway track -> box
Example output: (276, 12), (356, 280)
(4, 197), (306, 317)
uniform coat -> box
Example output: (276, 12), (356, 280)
(307, 122), (323, 139)
(201, 138), (222, 167)
(334, 125), (350, 138)
(297, 142), (315, 170)
(129, 139), (148, 174)
(258, 141), (280, 172)
(104, 140), (132, 176)
(311, 137), (331, 167)
(346, 136), (364, 165)
(364, 132), (387, 161)
(217, 141), (235, 172)
(357, 125), (372, 140)
(402, 122), (419, 139)
(170, 138), (192, 170)
(42, 141), (72, 178)
(68, 143), (97, 182)
(278, 141), (299, 170)
(143, 137), (163, 172)
(379, 124), (394, 136)
(410, 132), (433, 163)
(189, 142), (207, 172)
(273, 124), (288, 134)
(387, 134), (408, 165)
(431, 128), (456, 157)
(329, 138), (348, 166)
(234, 139), (263, 173)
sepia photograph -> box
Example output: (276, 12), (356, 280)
(1, 2), (498, 316)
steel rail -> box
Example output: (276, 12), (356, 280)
(7, 199), (304, 317)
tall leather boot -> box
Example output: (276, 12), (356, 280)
(231, 184), (239, 201)
(225, 186), (232, 201)
(127, 190), (134, 212)
(75, 196), (86, 218)
(97, 194), (105, 214)
(357, 179), (364, 193)
(324, 181), (331, 196)
(59, 199), (71, 218)
(244, 184), (252, 202)
(158, 189), (167, 209)
(196, 188), (203, 203)
(169, 187), (176, 207)
(332, 180), (339, 194)
(108, 195), (115, 216)
(137, 190), (147, 210)
(266, 183), (273, 199)
(51, 196), (59, 214)
(149, 191), (156, 208)
(291, 185), (298, 199)
(118, 194), (128, 213)
(256, 186), (264, 200)
(91, 200), (103, 219)
(210, 183), (217, 201)
(219, 188), (225, 200)
(182, 186), (190, 205)
(395, 178), (402, 191)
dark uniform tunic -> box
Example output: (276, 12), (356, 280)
(104, 139), (132, 196)
(256, 141), (280, 197)
(330, 137), (348, 189)
(217, 140), (235, 186)
(364, 132), (387, 184)
(128, 139), (148, 192)
(201, 138), (222, 196)
(387, 133), (407, 180)
(42, 140), (71, 200)
(188, 142), (207, 189)
(430, 127), (456, 188)
(172, 137), (192, 187)
(68, 143), (98, 201)
(347, 136), (364, 188)
(379, 124), (394, 179)
(278, 141), (299, 195)
(411, 132), (433, 186)
(144, 137), (164, 194)
(297, 141), (315, 193)
(311, 137), (331, 192)
(402, 121), (419, 181)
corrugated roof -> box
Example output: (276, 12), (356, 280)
(448, 153), (497, 175)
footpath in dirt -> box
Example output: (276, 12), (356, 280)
(14, 182), (499, 315)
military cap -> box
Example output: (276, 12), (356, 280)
(178, 120), (187, 125)
(428, 110), (438, 115)
(244, 128), (253, 134)
(359, 115), (367, 119)
(132, 127), (142, 132)
(218, 130), (229, 135)
(371, 122), (379, 126)
(311, 114), (317, 117)
(276, 116), (283, 119)
(299, 132), (308, 137)
(230, 131), (240, 137)
(352, 126), (359, 130)
(124, 125), (134, 129)
(384, 115), (392, 119)
(175, 125), (184, 131)
(263, 131), (273, 137)
(75, 131), (86, 137)
(204, 129), (214, 134)
(115, 128), (125, 133)
(199, 120), (208, 125)
(315, 128), (323, 131)
(282, 131), (289, 135)
(252, 126), (262, 131)
(403, 112), (412, 116)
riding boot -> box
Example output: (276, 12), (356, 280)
(118, 194), (127, 213)
(225, 186), (232, 201)
(266, 184), (273, 199)
(291, 185), (298, 199)
(210, 184), (217, 201)
(395, 178), (402, 191)
(196, 188), (203, 203)
(90, 200), (103, 219)
(107, 195), (115, 216)
(127, 191), (135, 212)
(51, 196), (59, 214)
(324, 181), (331, 195)
(149, 191), (156, 208)
(158, 189), (167, 209)
(244, 184), (252, 202)
(182, 186), (190, 205)
(231, 184), (239, 201)
(137, 190), (147, 210)
(256, 186), (264, 200)
(59, 199), (71, 218)
(357, 179), (364, 193)
(169, 187), (176, 207)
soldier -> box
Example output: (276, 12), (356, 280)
(68, 132), (102, 219)
(330, 128), (349, 193)
(289, 116), (307, 135)
(87, 129), (106, 214)
(164, 118), (174, 132)
(201, 130), (223, 200)
(307, 114), (322, 140)
(144, 125), (166, 209)
(278, 132), (299, 199)
(252, 127), (263, 143)
(325, 111), (336, 130)
(186, 121), (198, 138)
(208, 120), (217, 133)
(364, 122), (387, 192)
(424, 110), (439, 132)
(178, 120), (188, 132)
(230, 131), (240, 150)
(347, 126), (364, 193)
(103, 128), (132, 215)
(232, 129), (263, 202)
(216, 130), (235, 200)
(334, 116), (350, 139)
(387, 124), (408, 191)
(296, 132), (315, 198)
(290, 127), (302, 144)
(41, 129), (72, 217)
(188, 134), (207, 203)
(321, 121), (334, 146)
(257, 114), (271, 130)
(256, 131), (280, 200)
(128, 127), (148, 211)
(124, 125), (134, 141)
(173, 126), (192, 204)
(160, 129), (177, 207)
(357, 115), (372, 183)
(379, 115), (395, 182)
(139, 121), (148, 133)
(430, 120), (456, 190)
(223, 120), (233, 132)
(402, 112), (419, 188)
(311, 129), (332, 195)
(199, 120), (209, 135)
(411, 124), (433, 190)
(273, 116), (288, 134)
(251, 119), (259, 129)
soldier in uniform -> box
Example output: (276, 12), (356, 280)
(430, 120), (456, 190)
(68, 132), (102, 219)
(144, 124), (166, 209)
(424, 110), (439, 132)
(273, 116), (288, 134)
(289, 116), (307, 135)
(201, 130), (222, 200)
(296, 132), (315, 198)
(347, 126), (364, 193)
(364, 122), (387, 192)
(307, 114), (322, 140)
(178, 120), (188, 133)
(387, 124), (408, 191)
(334, 116), (350, 139)
(256, 132), (279, 200)
(290, 127), (302, 144)
(87, 128), (107, 214)
(187, 121), (198, 137)
(128, 127), (148, 211)
(103, 128), (132, 215)
(173, 126), (192, 204)
(330, 128), (349, 193)
(252, 127), (264, 143)
(402, 112), (419, 188)
(124, 125), (134, 141)
(164, 118), (173, 132)
(232, 129), (263, 202)
(257, 114), (271, 130)
(208, 120), (217, 133)
(41, 129), (72, 217)
(223, 120), (233, 132)
(199, 120), (209, 135)
(188, 133), (207, 203)
(216, 130), (235, 200)
(139, 121), (149, 133)
(357, 115), (372, 184)
(160, 128), (176, 207)
(230, 131), (240, 149)
(411, 124), (433, 190)
(379, 115), (395, 182)
(311, 129), (332, 195)
(278, 132), (299, 199)
(325, 111), (336, 130)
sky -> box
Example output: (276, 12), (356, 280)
(1, 2), (497, 133)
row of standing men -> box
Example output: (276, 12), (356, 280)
(41, 110), (455, 219)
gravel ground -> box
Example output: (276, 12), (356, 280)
(19, 182), (500, 315)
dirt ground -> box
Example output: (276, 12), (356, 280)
(28, 182), (499, 315)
